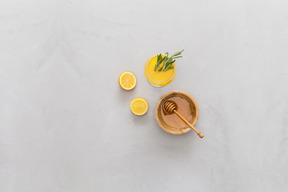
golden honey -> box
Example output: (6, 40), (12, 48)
(160, 96), (194, 129)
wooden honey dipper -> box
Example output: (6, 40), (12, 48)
(163, 100), (204, 138)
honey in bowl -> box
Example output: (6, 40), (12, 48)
(155, 90), (199, 135)
(161, 96), (193, 128)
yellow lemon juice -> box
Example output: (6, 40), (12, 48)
(144, 55), (176, 87)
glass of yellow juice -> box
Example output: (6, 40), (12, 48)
(144, 54), (177, 87)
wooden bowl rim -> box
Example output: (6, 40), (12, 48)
(154, 90), (199, 135)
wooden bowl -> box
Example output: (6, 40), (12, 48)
(155, 90), (199, 135)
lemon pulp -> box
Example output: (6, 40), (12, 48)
(119, 72), (136, 90)
(130, 98), (148, 115)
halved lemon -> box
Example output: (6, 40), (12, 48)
(119, 72), (136, 90)
(130, 98), (148, 116)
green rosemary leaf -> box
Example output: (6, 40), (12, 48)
(162, 58), (172, 71)
(163, 61), (175, 71)
(165, 59), (175, 70)
(163, 62), (172, 71)
(168, 65), (175, 69)
(155, 54), (162, 71)
(154, 49), (184, 72)
(171, 49), (184, 57)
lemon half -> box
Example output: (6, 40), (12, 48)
(130, 98), (148, 116)
(119, 72), (136, 90)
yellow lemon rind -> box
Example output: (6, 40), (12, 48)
(130, 98), (148, 116)
(118, 72), (137, 90)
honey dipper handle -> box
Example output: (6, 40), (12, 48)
(173, 110), (204, 138)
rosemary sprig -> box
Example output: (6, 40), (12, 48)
(154, 49), (184, 72)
